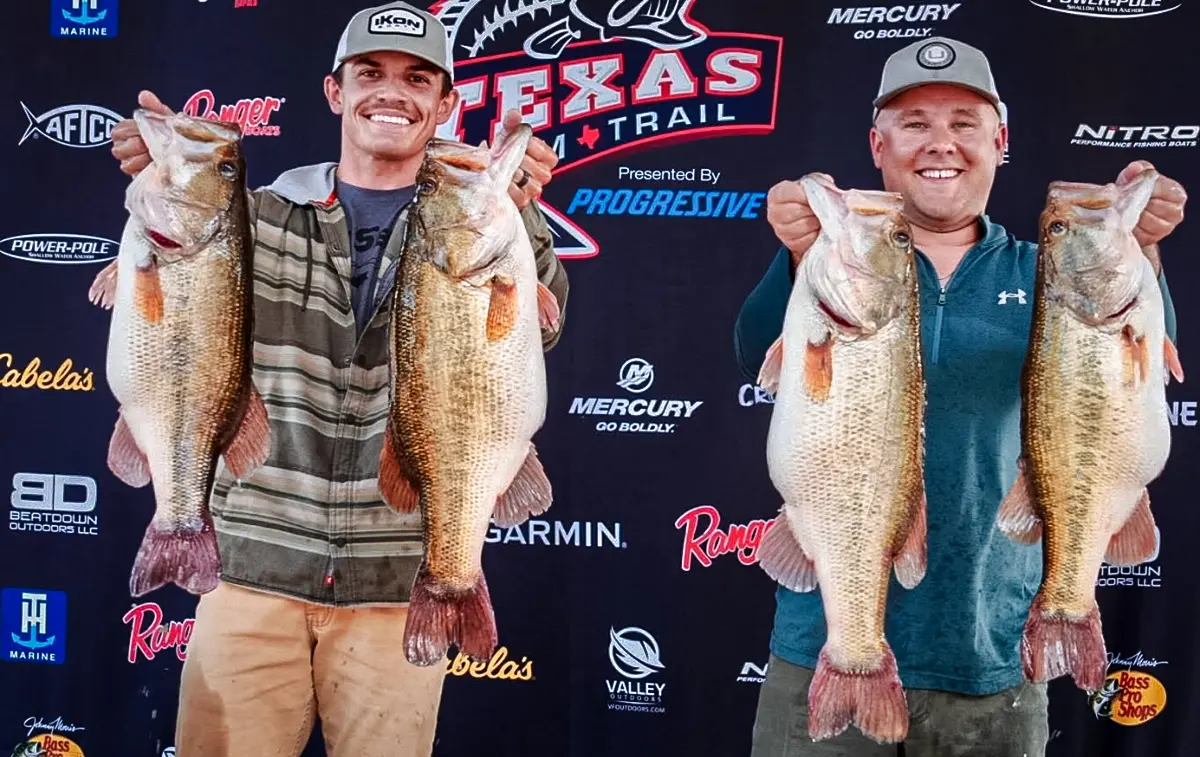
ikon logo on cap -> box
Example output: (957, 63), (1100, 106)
(369, 8), (425, 36)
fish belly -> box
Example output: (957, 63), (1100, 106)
(398, 257), (546, 590)
(766, 295), (923, 669)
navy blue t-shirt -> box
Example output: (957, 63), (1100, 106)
(336, 180), (416, 331)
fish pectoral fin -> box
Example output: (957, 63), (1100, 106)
(1120, 325), (1150, 387)
(378, 427), (420, 513)
(492, 443), (553, 528)
(996, 457), (1043, 544)
(757, 336), (784, 395)
(486, 274), (519, 342)
(107, 412), (150, 488)
(893, 488), (927, 590)
(222, 385), (271, 481)
(756, 512), (817, 593)
(88, 259), (119, 310)
(536, 280), (561, 333)
(135, 260), (164, 323)
(1104, 489), (1158, 566)
(804, 334), (834, 402)
(1165, 335), (1185, 384)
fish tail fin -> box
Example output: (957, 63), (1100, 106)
(1021, 600), (1107, 692)
(403, 567), (498, 667)
(492, 443), (553, 528)
(807, 646), (908, 744)
(130, 517), (220, 598)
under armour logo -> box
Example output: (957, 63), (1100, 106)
(998, 289), (1027, 305)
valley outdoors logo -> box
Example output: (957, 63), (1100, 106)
(1028, 0), (1183, 17)
(606, 625), (667, 714)
(430, 0), (783, 259)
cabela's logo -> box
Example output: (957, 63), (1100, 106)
(431, 0), (783, 259)
(0, 353), (94, 391)
(447, 646), (534, 681)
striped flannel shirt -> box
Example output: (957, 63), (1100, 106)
(208, 162), (569, 606)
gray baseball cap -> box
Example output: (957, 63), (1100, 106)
(872, 37), (1002, 121)
(332, 1), (454, 83)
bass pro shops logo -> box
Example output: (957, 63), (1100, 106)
(431, 0), (783, 259)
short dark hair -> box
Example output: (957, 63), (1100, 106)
(332, 62), (453, 98)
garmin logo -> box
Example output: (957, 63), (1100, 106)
(368, 8), (425, 36)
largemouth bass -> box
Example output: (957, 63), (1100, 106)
(87, 108), (269, 598)
(997, 169), (1183, 692)
(755, 175), (926, 744)
(379, 124), (561, 666)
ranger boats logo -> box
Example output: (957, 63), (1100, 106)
(431, 0), (782, 258)
(568, 358), (704, 434)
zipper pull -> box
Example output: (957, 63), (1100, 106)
(937, 288), (946, 306)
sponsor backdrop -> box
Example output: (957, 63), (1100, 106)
(0, 0), (1197, 755)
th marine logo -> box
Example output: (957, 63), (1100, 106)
(916, 40), (954, 69)
(431, 0), (783, 258)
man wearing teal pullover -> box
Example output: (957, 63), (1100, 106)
(738, 37), (1187, 756)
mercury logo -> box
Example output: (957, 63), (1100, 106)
(826, 4), (962, 41)
(568, 358), (704, 434)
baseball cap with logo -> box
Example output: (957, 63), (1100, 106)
(332, 1), (454, 83)
(872, 37), (1003, 123)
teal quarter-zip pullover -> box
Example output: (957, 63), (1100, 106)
(733, 215), (1177, 695)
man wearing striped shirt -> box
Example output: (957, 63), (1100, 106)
(107, 2), (569, 755)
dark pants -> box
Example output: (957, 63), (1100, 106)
(750, 654), (1050, 757)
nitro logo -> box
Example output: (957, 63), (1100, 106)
(676, 505), (774, 571)
(123, 602), (194, 663)
(737, 660), (767, 683)
(1, 588), (67, 665)
(432, 0), (782, 258)
(0, 233), (118, 265)
(1031, 0), (1182, 17)
(182, 90), (285, 137)
(1071, 124), (1198, 149)
(827, 4), (961, 41)
(568, 358), (704, 435)
(10, 473), (99, 537)
(606, 625), (666, 714)
(19, 103), (121, 148)
(369, 8), (426, 35)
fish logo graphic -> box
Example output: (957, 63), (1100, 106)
(431, 0), (782, 259)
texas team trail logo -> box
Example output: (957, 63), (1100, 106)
(431, 0), (783, 258)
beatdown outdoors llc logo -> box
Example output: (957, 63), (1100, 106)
(568, 358), (704, 434)
(431, 0), (783, 259)
(606, 626), (666, 713)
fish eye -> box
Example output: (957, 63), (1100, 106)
(217, 161), (238, 180)
(892, 230), (911, 247)
(419, 179), (436, 195)
(1049, 220), (1067, 236)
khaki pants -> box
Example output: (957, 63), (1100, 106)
(176, 581), (447, 757)
(750, 653), (1050, 757)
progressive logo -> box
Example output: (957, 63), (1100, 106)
(431, 0), (782, 258)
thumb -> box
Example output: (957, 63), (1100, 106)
(138, 90), (175, 116)
(502, 108), (523, 133)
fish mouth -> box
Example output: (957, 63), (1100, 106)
(145, 228), (182, 250)
(1104, 295), (1139, 322)
(817, 299), (863, 333)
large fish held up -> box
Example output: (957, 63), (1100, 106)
(755, 175), (926, 744)
(87, 108), (270, 597)
(379, 123), (561, 666)
(997, 169), (1184, 692)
